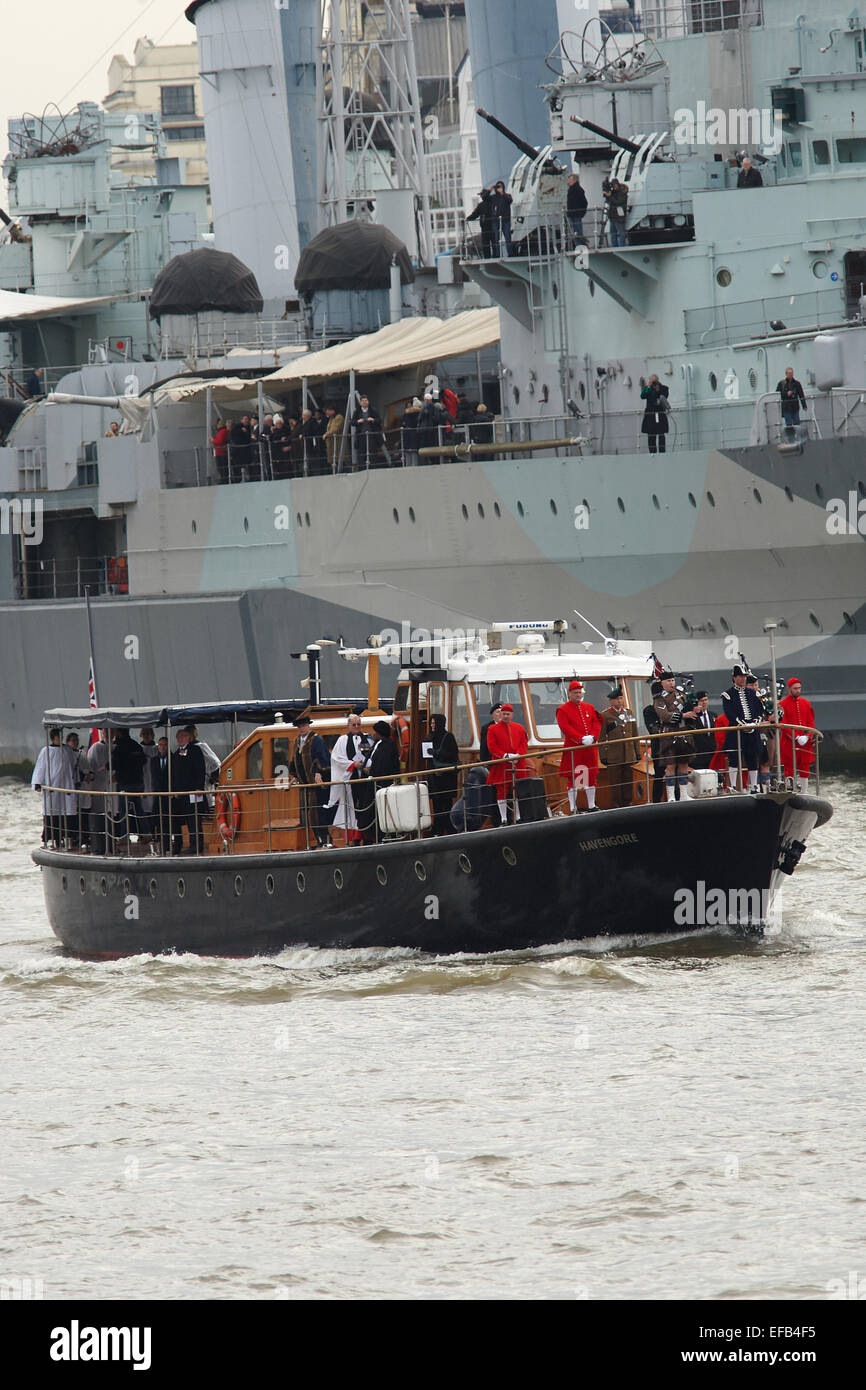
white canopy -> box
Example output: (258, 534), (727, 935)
(0, 289), (130, 323)
(262, 307), (501, 388)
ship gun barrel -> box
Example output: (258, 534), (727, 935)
(570, 115), (661, 159)
(476, 108), (563, 173)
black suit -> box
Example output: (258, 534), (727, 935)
(722, 685), (764, 771)
(690, 709), (716, 769)
(171, 741), (207, 853)
(643, 702), (665, 803)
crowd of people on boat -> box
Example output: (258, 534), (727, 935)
(32, 669), (816, 854)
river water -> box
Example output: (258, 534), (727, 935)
(1, 776), (864, 1302)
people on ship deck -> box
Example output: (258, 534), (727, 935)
(688, 692), (716, 770)
(566, 173), (588, 243)
(290, 714), (332, 849)
(721, 665), (765, 793)
(643, 681), (666, 804)
(598, 686), (640, 809)
(171, 726), (207, 855)
(736, 156), (763, 188)
(64, 731), (90, 848)
(86, 731), (112, 854)
(327, 713), (368, 841)
(556, 680), (602, 813)
(323, 404), (345, 468)
(32, 727), (76, 848)
(153, 736), (171, 854)
(355, 720), (401, 845)
(350, 396), (383, 467)
(113, 728), (146, 843)
(489, 181), (513, 257)
(138, 726), (159, 844)
(427, 713), (460, 836)
(479, 703), (503, 763)
(467, 187), (495, 258)
(653, 670), (698, 801)
(641, 375), (670, 453)
(777, 366), (806, 434)
(229, 415), (252, 482)
(211, 419), (230, 483)
(487, 703), (533, 824)
(779, 676), (816, 792)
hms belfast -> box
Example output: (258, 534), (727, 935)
(0, 0), (865, 763)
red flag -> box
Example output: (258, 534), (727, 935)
(650, 651), (665, 681)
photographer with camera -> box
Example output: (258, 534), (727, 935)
(653, 669), (698, 801)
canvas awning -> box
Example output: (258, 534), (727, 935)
(42, 701), (311, 729)
(262, 307), (501, 388)
(0, 289), (135, 323)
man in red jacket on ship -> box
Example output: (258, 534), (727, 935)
(779, 676), (816, 790)
(487, 703), (533, 824)
(556, 680), (602, 812)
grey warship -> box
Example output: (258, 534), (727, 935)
(1, 0), (865, 762)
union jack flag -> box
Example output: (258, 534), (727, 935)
(88, 657), (99, 747)
(650, 651), (665, 681)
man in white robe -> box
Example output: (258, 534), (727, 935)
(327, 713), (371, 835)
(31, 728), (77, 846)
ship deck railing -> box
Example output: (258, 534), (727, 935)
(34, 721), (822, 858)
(13, 552), (128, 601)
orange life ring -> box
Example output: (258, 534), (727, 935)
(393, 715), (410, 759)
(216, 791), (242, 842)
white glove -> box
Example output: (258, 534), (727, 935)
(581, 735), (594, 746)
(506, 752), (519, 760)
(796, 735), (809, 746)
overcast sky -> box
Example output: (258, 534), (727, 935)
(1, 0), (193, 174)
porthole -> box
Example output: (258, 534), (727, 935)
(512, 386), (520, 405)
(477, 503), (485, 518)
(233, 874), (244, 896)
(550, 499), (558, 515)
(578, 382), (586, 400)
(304, 512), (310, 527)
(720, 616), (731, 632)
(588, 281), (595, 297)
(748, 369), (758, 389)
(409, 507), (416, 522)
(812, 259), (829, 279)
(716, 268), (732, 287)
(123, 878), (131, 896)
(100, 878), (108, 896)
(296, 513), (303, 528)
(177, 878), (186, 899)
(393, 508), (399, 523)
(858, 480), (866, 497)
(809, 612), (822, 630)
(149, 879), (158, 899)
(517, 501), (525, 517)
(376, 865), (387, 886)
(191, 520), (197, 535)
(266, 874), (275, 895)
(652, 494), (660, 509)
(815, 483), (824, 500)
(843, 611), (856, 627)
(243, 517), (249, 533)
(552, 282), (559, 300)
(414, 861), (427, 881)
(753, 488), (763, 503)
(784, 486), (794, 501)
(680, 618), (691, 632)
(205, 876), (214, 897)
(296, 872), (306, 893)
(61, 875), (68, 892)
(461, 503), (469, 519)
(333, 868), (344, 889)
(706, 491), (716, 507)
(458, 853), (472, 874)
(79, 877), (86, 894)
(582, 498), (590, 514)
(493, 502), (501, 517)
(502, 846), (517, 866)
(688, 492), (697, 507)
(617, 497), (625, 512)
(709, 373), (718, 392)
(541, 384), (549, 402)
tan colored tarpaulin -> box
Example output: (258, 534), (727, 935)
(262, 307), (501, 388)
(0, 288), (135, 322)
(152, 376), (268, 405)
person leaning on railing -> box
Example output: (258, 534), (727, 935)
(171, 725), (206, 855)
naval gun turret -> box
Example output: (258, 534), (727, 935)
(475, 107), (567, 252)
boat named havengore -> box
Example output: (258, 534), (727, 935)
(32, 623), (831, 957)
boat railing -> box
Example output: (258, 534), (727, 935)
(34, 720), (821, 857)
(13, 552), (128, 600)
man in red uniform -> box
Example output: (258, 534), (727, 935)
(779, 676), (816, 790)
(486, 703), (532, 823)
(556, 680), (602, 812)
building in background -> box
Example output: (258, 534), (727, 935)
(104, 37), (209, 192)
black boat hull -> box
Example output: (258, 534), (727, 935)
(32, 794), (832, 958)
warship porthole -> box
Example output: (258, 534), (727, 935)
(688, 492), (697, 507)
(458, 854), (472, 874)
(234, 875), (244, 896)
(304, 512), (310, 526)
(414, 861), (427, 881)
(550, 499), (558, 515)
(333, 869), (344, 889)
(149, 880), (158, 898)
(680, 618), (691, 632)
(552, 283), (558, 300)
(478, 503), (485, 518)
(517, 501), (525, 517)
(243, 517), (249, 533)
(843, 611), (855, 627)
(652, 495), (660, 509)
(296, 872), (306, 893)
(494, 502), (501, 517)
(100, 878), (108, 896)
(582, 498), (590, 514)
(205, 877), (214, 897)
(578, 382), (586, 400)
(393, 508), (399, 523)
(191, 520), (197, 535)
(502, 847), (517, 866)
(858, 480), (865, 496)
(123, 878), (131, 895)
(812, 259), (829, 279)
(709, 373), (718, 392)
(706, 491), (716, 507)
(409, 507), (416, 522)
(376, 865), (387, 886)
(749, 369), (758, 388)
(617, 497), (625, 512)
(785, 486), (794, 501)
(753, 488), (763, 503)
(461, 504), (469, 519)
(720, 617), (731, 632)
(716, 268), (732, 287)
(296, 513), (302, 527)
(809, 612), (822, 630)
(588, 282), (595, 297)
(513, 386), (520, 405)
(79, 877), (86, 894)
(266, 874), (275, 895)
(61, 875), (67, 892)
(815, 483), (824, 499)
(177, 878), (185, 899)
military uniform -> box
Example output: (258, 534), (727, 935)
(598, 705), (640, 808)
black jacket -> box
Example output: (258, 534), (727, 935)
(351, 405), (381, 435)
(777, 377), (806, 408)
(567, 180), (588, 215)
(366, 738), (400, 783)
(171, 741), (206, 794)
(467, 191), (494, 229)
(737, 165), (763, 188)
(489, 191), (512, 223)
(113, 733), (145, 791)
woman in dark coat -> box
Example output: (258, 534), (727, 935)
(427, 713), (460, 835)
(640, 375), (670, 453)
(356, 721), (401, 844)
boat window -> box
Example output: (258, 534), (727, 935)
(837, 137), (866, 164)
(246, 739), (263, 780)
(787, 141), (802, 169)
(450, 683), (474, 746)
(426, 683), (445, 718)
(394, 683), (409, 712)
(812, 139), (830, 167)
(472, 682), (523, 724)
(526, 679), (624, 740)
(271, 736), (291, 782)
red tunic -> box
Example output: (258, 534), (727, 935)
(487, 720), (532, 796)
(779, 694), (815, 776)
(709, 714), (729, 772)
(556, 700), (602, 784)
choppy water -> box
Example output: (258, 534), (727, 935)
(2, 777), (865, 1300)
